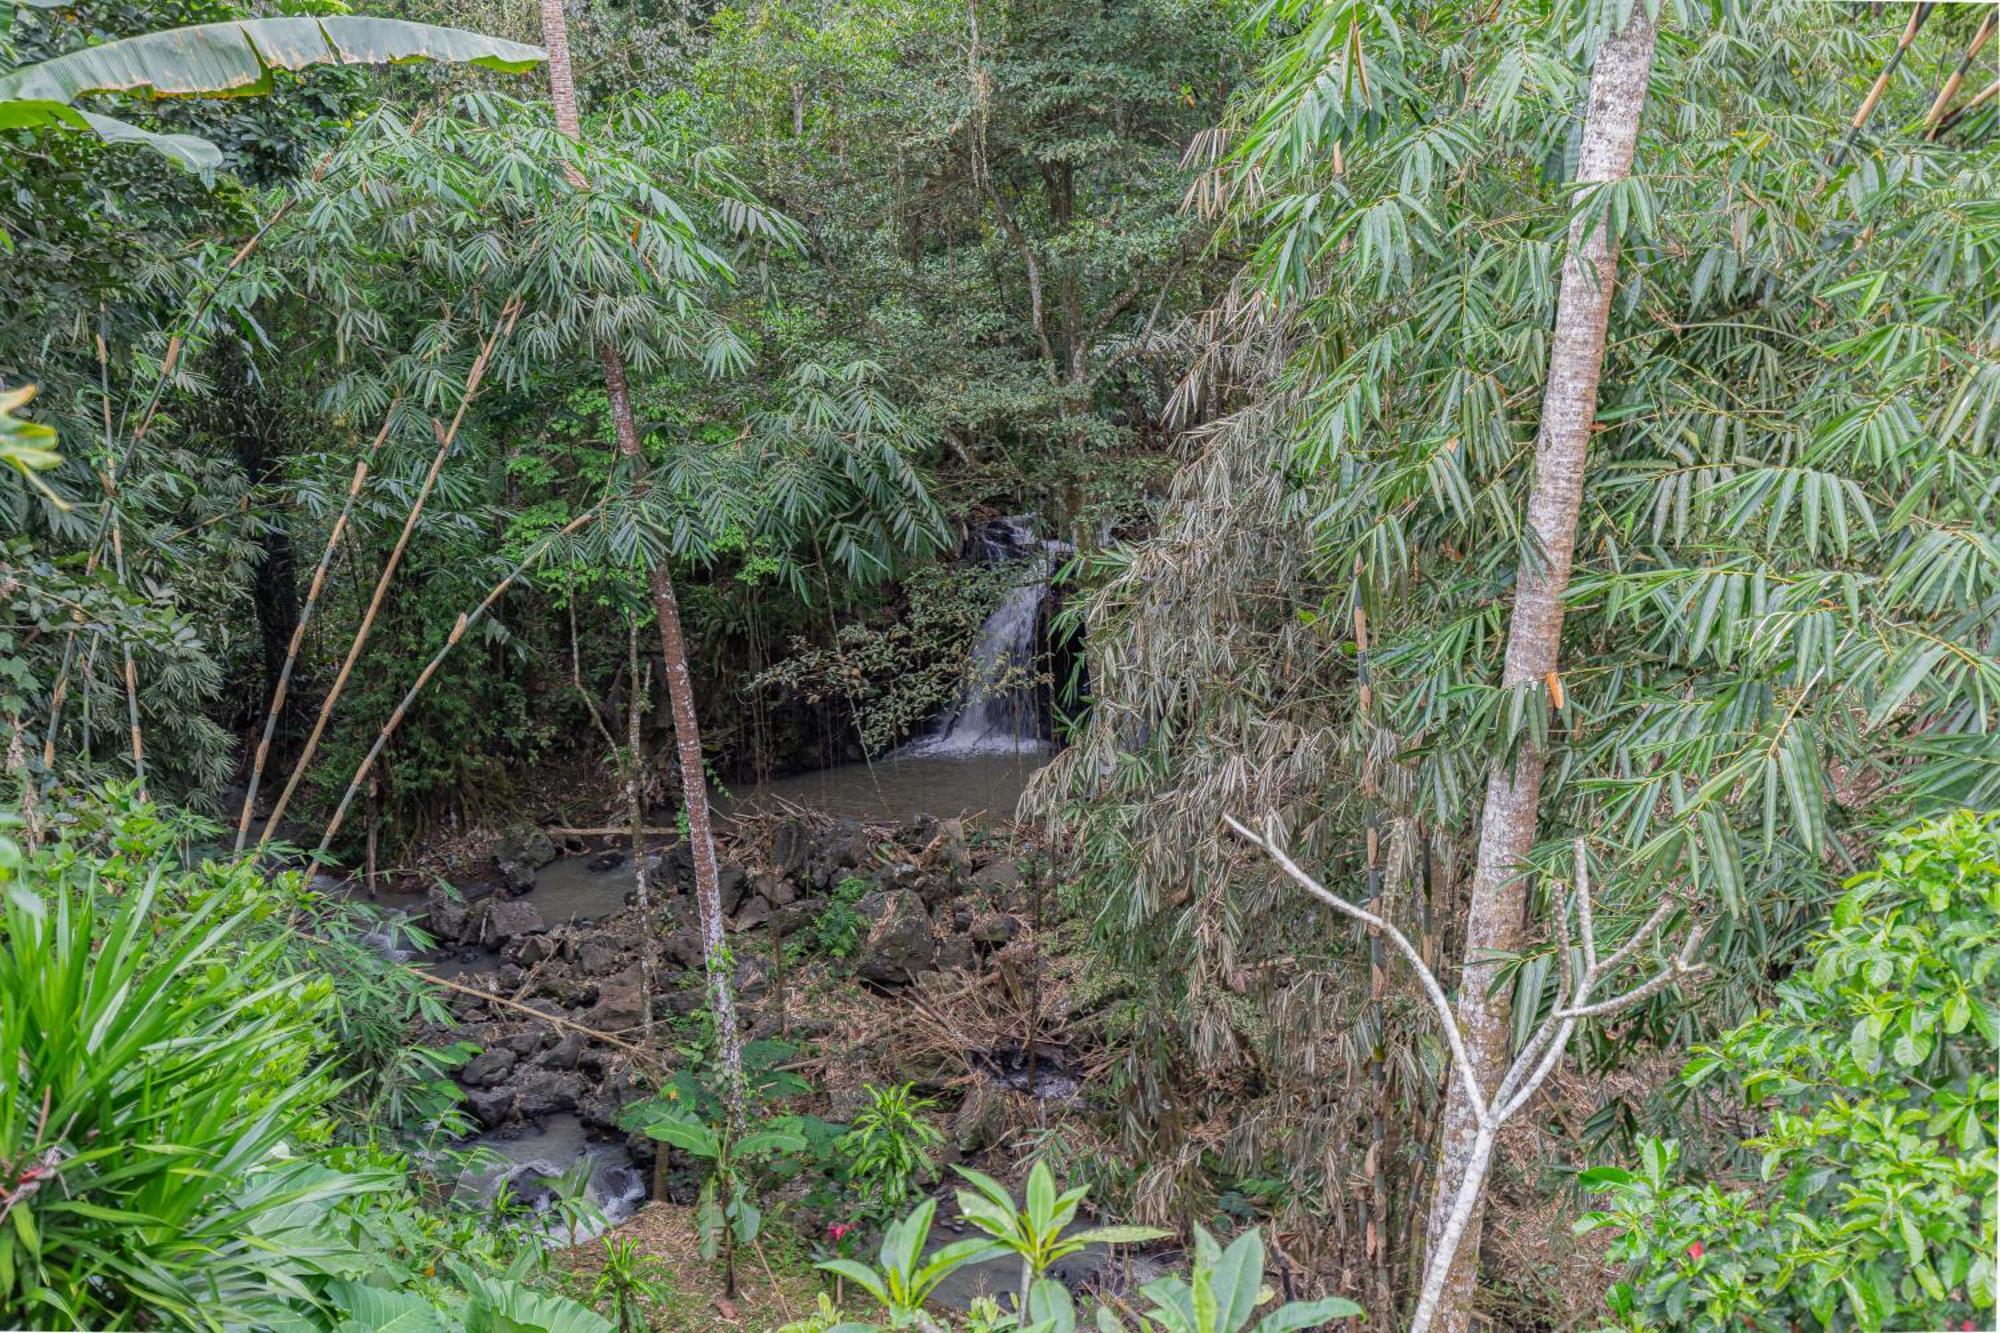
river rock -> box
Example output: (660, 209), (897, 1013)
(517, 935), (557, 966)
(463, 1085), (515, 1128)
(587, 849), (626, 873)
(511, 1067), (581, 1119)
(425, 885), (474, 942)
(575, 937), (618, 976)
(462, 1046), (517, 1086)
(493, 825), (557, 896)
(540, 1032), (585, 1070)
(588, 967), (647, 1032)
(484, 899), (547, 944)
(854, 889), (936, 985)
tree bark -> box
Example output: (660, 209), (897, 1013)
(537, 0), (748, 1127)
(1419, 12), (1658, 1332)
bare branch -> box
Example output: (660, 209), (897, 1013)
(1224, 812), (1489, 1123)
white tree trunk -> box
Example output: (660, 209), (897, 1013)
(1420, 12), (1659, 1332)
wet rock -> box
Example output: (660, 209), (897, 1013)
(484, 899), (546, 944)
(970, 912), (1021, 946)
(462, 1046), (516, 1087)
(517, 935), (557, 966)
(463, 1085), (515, 1128)
(493, 825), (557, 896)
(587, 849), (626, 873)
(854, 889), (936, 985)
(496, 824), (558, 871)
(588, 967), (647, 1032)
(540, 1032), (585, 1070)
(511, 1067), (581, 1119)
(425, 885), (474, 942)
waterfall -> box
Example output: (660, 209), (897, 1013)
(903, 515), (1063, 756)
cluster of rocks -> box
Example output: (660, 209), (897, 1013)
(422, 814), (1028, 1141)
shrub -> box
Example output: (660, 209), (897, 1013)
(1579, 810), (1999, 1331)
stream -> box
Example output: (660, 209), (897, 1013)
(421, 515), (1063, 1264)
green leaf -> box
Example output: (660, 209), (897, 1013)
(1066, 1225), (1173, 1246)
(1253, 1296), (1363, 1333)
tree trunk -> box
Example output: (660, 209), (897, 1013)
(1419, 12), (1658, 1332)
(536, 0), (748, 1127)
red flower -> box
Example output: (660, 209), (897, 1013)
(828, 1221), (853, 1242)
(1687, 1241), (1705, 1261)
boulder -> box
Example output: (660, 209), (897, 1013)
(771, 819), (811, 876)
(425, 885), (473, 943)
(516, 935), (557, 966)
(499, 1030), (546, 1057)
(588, 967), (647, 1032)
(731, 894), (772, 933)
(936, 936), (975, 973)
(575, 937), (619, 976)
(771, 896), (826, 939)
(753, 868), (795, 908)
(493, 825), (557, 896)
(495, 824), (558, 871)
(484, 899), (547, 944)
(511, 1066), (581, 1119)
(463, 1085), (515, 1128)
(717, 863), (750, 916)
(461, 1047), (517, 1086)
(539, 1032), (585, 1070)
(854, 889), (936, 985)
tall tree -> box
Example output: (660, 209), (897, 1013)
(1421, 9), (1659, 1330)
(535, 0), (746, 1122)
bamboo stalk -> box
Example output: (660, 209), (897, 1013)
(312, 503), (602, 855)
(234, 398), (402, 852)
(259, 299), (520, 847)
(1922, 11), (1996, 138)
(1833, 2), (1934, 168)
(95, 327), (146, 798)
(1935, 76), (2000, 138)
(42, 185), (312, 767)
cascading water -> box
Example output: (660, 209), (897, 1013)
(903, 515), (1064, 757)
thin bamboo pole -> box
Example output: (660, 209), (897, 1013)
(1935, 76), (2000, 139)
(234, 398), (401, 852)
(95, 327), (146, 797)
(1832, 3), (1934, 168)
(259, 298), (520, 847)
(1922, 11), (1996, 138)
(42, 184), (313, 767)
(312, 503), (602, 855)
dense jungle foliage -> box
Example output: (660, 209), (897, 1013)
(2, 0), (1996, 1329)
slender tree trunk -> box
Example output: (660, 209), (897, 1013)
(536, 0), (747, 1127)
(1419, 13), (1658, 1333)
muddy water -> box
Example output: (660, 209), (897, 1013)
(723, 750), (1049, 823)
